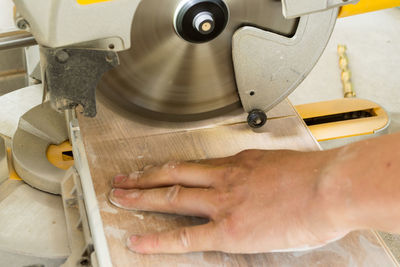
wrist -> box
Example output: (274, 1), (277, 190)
(314, 147), (359, 234)
(311, 133), (400, 238)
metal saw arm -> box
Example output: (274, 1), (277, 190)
(10, 0), (354, 128)
(282, 0), (359, 18)
(13, 0), (141, 51)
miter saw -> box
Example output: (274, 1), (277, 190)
(11, 0), (360, 128)
(0, 0), (364, 266)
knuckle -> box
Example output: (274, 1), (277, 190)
(143, 165), (154, 171)
(166, 185), (182, 205)
(213, 187), (245, 215)
(230, 183), (246, 197)
(207, 206), (220, 221)
(161, 161), (182, 179)
(222, 165), (237, 181)
(218, 215), (241, 241)
(162, 161), (181, 171)
(236, 149), (254, 157)
(236, 149), (262, 164)
(147, 234), (160, 251)
(208, 192), (230, 220)
(220, 165), (242, 188)
(216, 190), (231, 204)
(178, 228), (191, 249)
(129, 171), (143, 183)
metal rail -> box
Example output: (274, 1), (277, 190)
(0, 30), (36, 51)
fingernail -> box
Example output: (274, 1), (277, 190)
(127, 235), (141, 251)
(130, 235), (141, 244)
(108, 189), (125, 209)
(111, 188), (127, 197)
(113, 174), (127, 185)
(109, 189), (116, 200)
(108, 189), (117, 202)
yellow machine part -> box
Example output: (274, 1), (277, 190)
(77, 0), (112, 5)
(7, 148), (22, 181)
(47, 141), (75, 170)
(6, 141), (74, 181)
(339, 0), (400, 18)
(296, 98), (389, 142)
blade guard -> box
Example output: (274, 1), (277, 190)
(232, 8), (338, 114)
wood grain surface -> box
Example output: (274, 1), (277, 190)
(78, 100), (396, 266)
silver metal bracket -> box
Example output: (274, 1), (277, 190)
(61, 168), (97, 267)
(232, 8), (338, 114)
(0, 137), (7, 184)
(40, 47), (119, 117)
(67, 113), (113, 267)
(281, 0), (359, 19)
(12, 101), (69, 195)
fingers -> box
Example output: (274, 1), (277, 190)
(112, 162), (223, 189)
(109, 185), (217, 218)
(127, 223), (219, 254)
(189, 156), (235, 166)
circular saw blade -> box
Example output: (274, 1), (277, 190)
(97, 0), (298, 121)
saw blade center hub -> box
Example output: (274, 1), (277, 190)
(174, 0), (229, 43)
(193, 11), (215, 34)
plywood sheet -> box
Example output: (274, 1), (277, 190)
(78, 100), (395, 266)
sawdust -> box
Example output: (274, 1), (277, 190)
(133, 213), (144, 220)
(105, 225), (126, 240)
(98, 193), (118, 214)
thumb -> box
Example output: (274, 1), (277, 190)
(127, 223), (218, 254)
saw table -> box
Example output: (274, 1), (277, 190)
(76, 99), (397, 266)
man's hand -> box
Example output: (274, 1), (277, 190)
(109, 149), (350, 254)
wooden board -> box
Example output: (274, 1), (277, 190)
(78, 100), (396, 266)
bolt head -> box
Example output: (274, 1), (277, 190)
(55, 50), (69, 63)
(247, 109), (267, 128)
(16, 19), (29, 30)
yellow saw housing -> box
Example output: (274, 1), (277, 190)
(339, 0), (400, 18)
(296, 98), (390, 142)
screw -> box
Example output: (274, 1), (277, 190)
(193, 12), (215, 34)
(55, 50), (69, 63)
(16, 19), (29, 30)
(79, 258), (90, 266)
(105, 52), (115, 63)
(247, 109), (267, 128)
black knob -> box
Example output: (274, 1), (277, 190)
(247, 109), (267, 128)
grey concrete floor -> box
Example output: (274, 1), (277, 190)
(289, 8), (400, 134)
